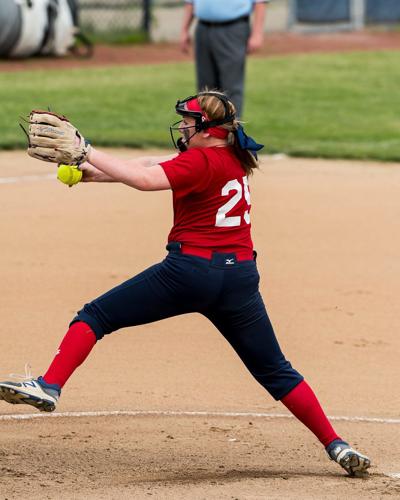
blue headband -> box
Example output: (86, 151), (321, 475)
(234, 124), (264, 158)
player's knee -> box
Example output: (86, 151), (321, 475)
(71, 303), (112, 341)
(251, 363), (304, 401)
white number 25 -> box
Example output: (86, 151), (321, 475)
(215, 176), (251, 227)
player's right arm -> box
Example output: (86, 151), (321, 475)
(86, 147), (171, 191)
(128, 153), (178, 168)
(81, 153), (178, 183)
(25, 110), (171, 190)
(79, 161), (116, 183)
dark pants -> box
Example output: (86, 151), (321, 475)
(194, 18), (250, 118)
(73, 243), (303, 400)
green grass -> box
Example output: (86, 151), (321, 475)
(1, 51), (400, 160)
(81, 27), (149, 45)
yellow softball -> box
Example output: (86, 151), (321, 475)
(57, 164), (82, 187)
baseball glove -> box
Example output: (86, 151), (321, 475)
(25, 110), (91, 165)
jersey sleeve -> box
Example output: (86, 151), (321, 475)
(160, 148), (212, 195)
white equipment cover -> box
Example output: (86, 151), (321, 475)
(9, 0), (75, 57)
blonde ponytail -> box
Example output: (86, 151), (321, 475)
(197, 91), (259, 176)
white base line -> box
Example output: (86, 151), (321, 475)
(0, 174), (56, 185)
(386, 473), (400, 479)
(0, 410), (400, 424)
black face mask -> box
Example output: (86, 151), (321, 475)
(169, 92), (236, 152)
(169, 120), (199, 152)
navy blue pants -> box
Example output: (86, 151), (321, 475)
(73, 243), (303, 400)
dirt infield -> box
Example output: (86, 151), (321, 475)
(1, 31), (400, 72)
(0, 151), (399, 499)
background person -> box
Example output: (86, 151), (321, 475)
(180, 0), (268, 117)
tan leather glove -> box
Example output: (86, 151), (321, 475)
(27, 110), (91, 165)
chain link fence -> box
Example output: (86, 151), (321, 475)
(79, 0), (144, 33)
(77, 0), (184, 39)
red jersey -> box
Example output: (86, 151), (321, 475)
(160, 146), (253, 253)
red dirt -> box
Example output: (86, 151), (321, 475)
(0, 31), (399, 72)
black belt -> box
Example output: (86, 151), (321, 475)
(198, 15), (249, 27)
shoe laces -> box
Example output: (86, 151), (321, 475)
(9, 363), (34, 382)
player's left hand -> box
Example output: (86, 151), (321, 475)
(26, 110), (91, 165)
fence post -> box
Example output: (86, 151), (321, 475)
(352, 0), (365, 30)
(287, 0), (297, 30)
(142, 0), (151, 35)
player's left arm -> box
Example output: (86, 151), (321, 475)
(247, 1), (267, 53)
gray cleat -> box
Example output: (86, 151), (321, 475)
(0, 365), (60, 412)
(326, 440), (371, 477)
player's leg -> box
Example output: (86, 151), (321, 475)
(1, 264), (174, 411)
(47, 258), (206, 384)
(204, 262), (370, 476)
(211, 20), (250, 118)
(194, 23), (220, 92)
(0, 250), (217, 411)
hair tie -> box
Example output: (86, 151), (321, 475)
(234, 124), (264, 158)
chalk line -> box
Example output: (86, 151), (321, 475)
(0, 409), (399, 424)
(385, 472), (400, 479)
(0, 173), (56, 184)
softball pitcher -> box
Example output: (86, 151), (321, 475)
(0, 91), (370, 477)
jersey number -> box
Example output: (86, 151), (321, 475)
(215, 177), (251, 227)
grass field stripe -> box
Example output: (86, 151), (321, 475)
(0, 410), (400, 424)
(0, 173), (56, 184)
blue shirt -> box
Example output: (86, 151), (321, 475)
(186, 0), (268, 23)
